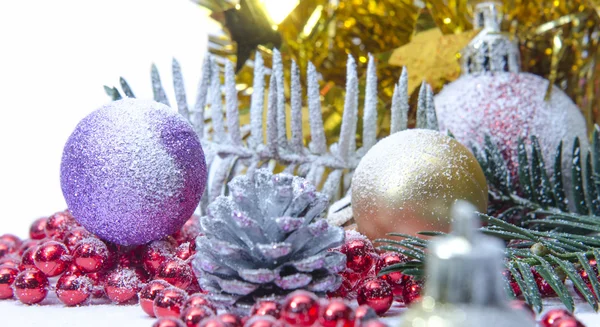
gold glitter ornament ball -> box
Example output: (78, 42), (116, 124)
(351, 129), (488, 240)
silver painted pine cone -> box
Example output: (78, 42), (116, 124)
(193, 169), (346, 309)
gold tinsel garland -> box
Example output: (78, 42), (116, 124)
(196, 0), (600, 137)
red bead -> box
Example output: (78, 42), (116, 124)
(281, 290), (320, 326)
(73, 238), (109, 273)
(218, 313), (243, 327)
(104, 267), (142, 303)
(18, 240), (39, 255)
(198, 317), (228, 327)
(86, 271), (106, 298)
(0, 234), (21, 248)
(0, 240), (15, 259)
(0, 265), (18, 299)
(118, 245), (145, 268)
(143, 240), (174, 276)
(183, 293), (216, 312)
(174, 215), (202, 244)
(357, 278), (393, 315)
(63, 227), (92, 251)
(29, 218), (48, 240)
(243, 316), (281, 327)
(156, 258), (194, 289)
(0, 254), (21, 269)
(251, 300), (282, 318)
(180, 305), (215, 327)
(402, 278), (422, 306)
(154, 287), (189, 318)
(355, 305), (378, 325)
(20, 246), (38, 270)
(342, 239), (376, 273)
(318, 300), (355, 327)
(140, 280), (172, 317)
(176, 242), (195, 261)
(153, 317), (186, 327)
(45, 211), (76, 239)
(13, 268), (49, 304)
(376, 252), (407, 298)
(540, 309), (573, 327)
(56, 273), (93, 306)
(33, 241), (71, 277)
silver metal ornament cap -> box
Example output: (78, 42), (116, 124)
(425, 201), (506, 305)
(400, 201), (535, 327)
(461, 1), (521, 74)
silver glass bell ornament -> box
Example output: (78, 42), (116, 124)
(399, 201), (535, 327)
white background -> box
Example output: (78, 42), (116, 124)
(0, 0), (216, 239)
(1, 1), (600, 326)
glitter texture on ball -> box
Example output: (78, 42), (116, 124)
(60, 99), (207, 245)
(351, 129), (488, 240)
(434, 72), (588, 188)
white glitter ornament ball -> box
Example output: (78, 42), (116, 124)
(434, 72), (589, 180)
(434, 2), (588, 191)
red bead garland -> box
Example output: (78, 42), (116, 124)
(154, 287), (189, 318)
(356, 278), (393, 315)
(33, 241), (72, 277)
(180, 305), (215, 327)
(140, 280), (173, 317)
(0, 265), (18, 299)
(29, 218), (47, 240)
(318, 300), (355, 327)
(55, 273), (93, 306)
(280, 290), (320, 327)
(104, 267), (143, 303)
(13, 268), (49, 304)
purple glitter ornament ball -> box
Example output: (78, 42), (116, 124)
(60, 98), (207, 245)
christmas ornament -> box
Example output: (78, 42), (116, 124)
(183, 294), (216, 312)
(434, 2), (589, 187)
(0, 265), (17, 299)
(29, 218), (47, 240)
(250, 300), (281, 318)
(376, 252), (408, 299)
(180, 305), (215, 327)
(318, 300), (355, 327)
(156, 258), (194, 289)
(72, 238), (108, 273)
(218, 313), (243, 327)
(63, 227), (92, 251)
(104, 267), (143, 303)
(154, 287), (189, 318)
(352, 129), (488, 240)
(55, 273), (93, 306)
(33, 241), (71, 277)
(0, 241), (15, 258)
(243, 315), (282, 327)
(280, 291), (320, 327)
(45, 211), (77, 239)
(140, 280), (172, 317)
(144, 240), (175, 276)
(192, 169), (346, 308)
(60, 98), (207, 245)
(13, 268), (49, 304)
(153, 317), (187, 327)
(401, 278), (422, 306)
(541, 309), (574, 327)
(19, 247), (37, 270)
(400, 201), (535, 327)
(356, 278), (393, 316)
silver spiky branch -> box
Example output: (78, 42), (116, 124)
(105, 51), (439, 216)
